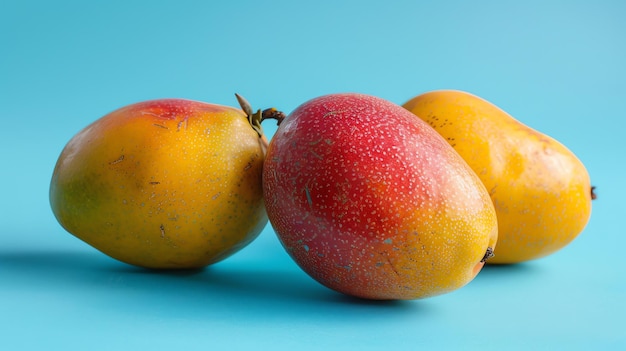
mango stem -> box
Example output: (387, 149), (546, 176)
(481, 247), (495, 263)
(235, 93), (286, 138)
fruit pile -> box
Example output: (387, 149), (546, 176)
(49, 90), (594, 300)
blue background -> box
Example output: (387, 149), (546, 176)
(1, 0), (624, 349)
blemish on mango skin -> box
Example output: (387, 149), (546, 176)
(109, 155), (125, 165)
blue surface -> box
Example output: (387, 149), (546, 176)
(1, 0), (625, 349)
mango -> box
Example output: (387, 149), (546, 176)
(403, 90), (593, 264)
(50, 98), (269, 269)
(263, 93), (498, 299)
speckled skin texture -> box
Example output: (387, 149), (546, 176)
(50, 99), (268, 269)
(263, 93), (497, 300)
(403, 90), (592, 264)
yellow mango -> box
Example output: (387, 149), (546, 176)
(50, 98), (269, 269)
(403, 90), (593, 264)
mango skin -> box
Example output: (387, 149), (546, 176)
(50, 99), (268, 269)
(403, 90), (592, 264)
